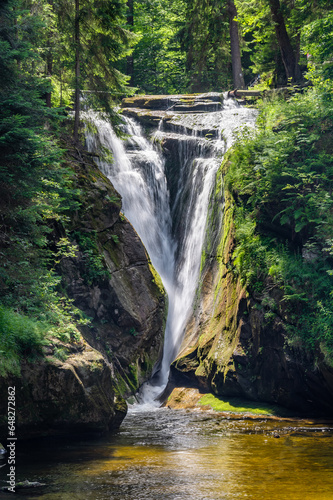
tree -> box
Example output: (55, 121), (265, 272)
(180, 0), (232, 92)
(227, 0), (245, 89)
(68, 0), (135, 141)
(126, 0), (134, 85)
(268, 0), (302, 83)
(73, 0), (80, 141)
(235, 0), (306, 85)
(301, 3), (333, 84)
(0, 0), (69, 308)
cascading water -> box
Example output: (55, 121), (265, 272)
(85, 94), (257, 404)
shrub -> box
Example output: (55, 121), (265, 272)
(0, 306), (47, 376)
(226, 86), (333, 364)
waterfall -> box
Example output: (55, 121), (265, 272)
(84, 95), (257, 404)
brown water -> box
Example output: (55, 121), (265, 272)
(3, 407), (333, 499)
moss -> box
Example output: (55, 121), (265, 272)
(140, 352), (154, 376)
(103, 237), (121, 267)
(115, 373), (129, 396)
(127, 363), (139, 390)
(198, 393), (293, 417)
(148, 260), (165, 295)
(194, 363), (207, 377)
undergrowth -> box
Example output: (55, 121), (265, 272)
(226, 86), (333, 364)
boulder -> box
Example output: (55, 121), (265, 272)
(0, 343), (126, 439)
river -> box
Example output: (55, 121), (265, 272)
(13, 407), (333, 499)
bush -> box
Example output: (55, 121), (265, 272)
(0, 306), (47, 376)
(226, 86), (333, 364)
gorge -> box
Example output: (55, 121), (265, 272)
(1, 92), (333, 442)
(1, 93), (333, 499)
(85, 93), (257, 403)
(85, 92), (333, 416)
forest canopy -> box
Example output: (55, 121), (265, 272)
(1, 0), (332, 101)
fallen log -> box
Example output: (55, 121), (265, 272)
(228, 84), (312, 100)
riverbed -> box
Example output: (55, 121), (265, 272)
(6, 407), (333, 499)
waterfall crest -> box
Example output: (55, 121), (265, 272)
(85, 94), (257, 405)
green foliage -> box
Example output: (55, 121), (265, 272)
(302, 10), (333, 85)
(0, 306), (46, 376)
(127, 0), (188, 93)
(226, 86), (333, 363)
(73, 0), (136, 117)
(129, 327), (139, 337)
(0, 0), (89, 376)
(235, 0), (333, 87)
(0, 0), (80, 317)
(72, 231), (111, 284)
(198, 393), (293, 416)
(179, 0), (232, 91)
(0, 305), (85, 376)
(235, 0), (286, 86)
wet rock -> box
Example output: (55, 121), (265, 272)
(164, 387), (206, 409)
(122, 108), (171, 128)
(122, 93), (223, 110)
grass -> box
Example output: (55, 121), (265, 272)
(198, 393), (294, 417)
(0, 305), (47, 377)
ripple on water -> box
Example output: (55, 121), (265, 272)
(6, 408), (333, 500)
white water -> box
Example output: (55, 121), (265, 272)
(85, 96), (257, 405)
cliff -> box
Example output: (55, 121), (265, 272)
(118, 93), (333, 416)
(0, 143), (167, 439)
(171, 159), (333, 416)
(58, 145), (167, 398)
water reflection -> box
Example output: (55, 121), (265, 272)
(4, 408), (333, 499)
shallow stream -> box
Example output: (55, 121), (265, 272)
(10, 408), (333, 499)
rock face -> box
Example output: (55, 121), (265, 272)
(0, 143), (167, 440)
(0, 342), (126, 439)
(121, 93), (223, 128)
(122, 93), (222, 111)
(171, 162), (333, 416)
(59, 146), (167, 398)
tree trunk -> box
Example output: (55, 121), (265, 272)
(45, 0), (53, 108)
(268, 0), (302, 83)
(227, 0), (245, 89)
(73, 0), (80, 143)
(45, 54), (53, 108)
(126, 0), (134, 85)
